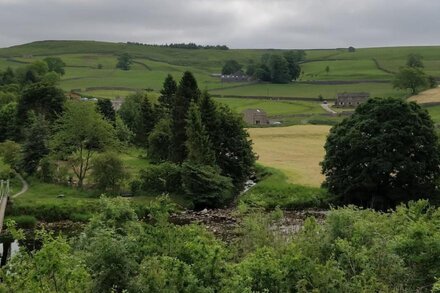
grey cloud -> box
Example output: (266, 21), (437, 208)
(0, 0), (439, 48)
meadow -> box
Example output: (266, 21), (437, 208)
(247, 125), (331, 187)
(0, 40), (433, 102)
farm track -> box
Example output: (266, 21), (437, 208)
(12, 173), (28, 198)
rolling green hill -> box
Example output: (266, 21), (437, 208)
(1, 40), (439, 124)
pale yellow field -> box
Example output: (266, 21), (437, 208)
(408, 87), (440, 104)
(248, 125), (331, 187)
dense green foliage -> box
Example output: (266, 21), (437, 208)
(51, 102), (117, 188)
(393, 66), (429, 94)
(222, 59), (243, 75)
(144, 74), (255, 207)
(2, 197), (440, 292)
(19, 114), (50, 175)
(322, 97), (440, 209)
(91, 152), (128, 193)
(116, 53), (133, 70)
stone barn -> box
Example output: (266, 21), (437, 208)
(242, 109), (269, 125)
(221, 70), (250, 82)
(334, 92), (370, 108)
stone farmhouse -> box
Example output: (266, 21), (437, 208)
(221, 70), (250, 82)
(334, 92), (370, 108)
(242, 109), (269, 125)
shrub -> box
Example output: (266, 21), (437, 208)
(7, 215), (37, 228)
(91, 152), (129, 194)
(139, 162), (182, 194)
(181, 162), (234, 208)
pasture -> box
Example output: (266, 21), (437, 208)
(211, 82), (405, 100)
(247, 125), (331, 187)
(0, 41), (436, 102)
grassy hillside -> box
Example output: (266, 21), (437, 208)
(0, 40), (439, 124)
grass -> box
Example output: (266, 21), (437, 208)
(301, 59), (392, 81)
(240, 166), (331, 210)
(214, 97), (326, 116)
(247, 125), (331, 186)
(211, 82), (405, 100)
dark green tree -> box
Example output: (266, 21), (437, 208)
(185, 102), (215, 166)
(325, 65), (330, 75)
(96, 98), (116, 125)
(222, 60), (243, 75)
(92, 152), (128, 193)
(118, 93), (143, 133)
(214, 105), (256, 191)
(268, 55), (291, 84)
(158, 74), (177, 113)
(17, 82), (66, 125)
(406, 53), (424, 68)
(283, 50), (305, 80)
(0, 103), (17, 142)
(43, 57), (66, 75)
(136, 96), (155, 145)
(171, 72), (200, 163)
(321, 97), (440, 209)
(116, 53), (133, 70)
(0, 67), (16, 85)
(393, 66), (428, 94)
(181, 162), (234, 208)
(20, 114), (50, 175)
(147, 117), (173, 163)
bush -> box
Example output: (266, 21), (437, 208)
(139, 162), (182, 194)
(91, 152), (129, 194)
(7, 215), (37, 228)
(0, 160), (13, 180)
(181, 162), (234, 209)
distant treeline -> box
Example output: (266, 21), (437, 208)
(126, 42), (229, 50)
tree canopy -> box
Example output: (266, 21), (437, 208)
(322, 97), (440, 209)
(51, 102), (117, 188)
(222, 60), (243, 75)
(393, 66), (428, 94)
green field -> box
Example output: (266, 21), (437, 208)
(0, 40), (436, 101)
(211, 82), (405, 99)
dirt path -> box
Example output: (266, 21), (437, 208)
(320, 103), (337, 114)
(12, 173), (28, 198)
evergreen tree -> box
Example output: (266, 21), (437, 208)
(136, 96), (155, 145)
(20, 114), (50, 175)
(215, 105), (256, 191)
(148, 117), (172, 163)
(158, 74), (177, 113)
(185, 102), (215, 166)
(171, 72), (200, 163)
(96, 98), (116, 126)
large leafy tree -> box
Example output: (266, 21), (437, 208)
(406, 53), (424, 68)
(222, 60), (243, 75)
(43, 57), (66, 75)
(321, 97), (440, 209)
(17, 82), (66, 124)
(116, 53), (133, 70)
(393, 66), (428, 95)
(51, 102), (116, 189)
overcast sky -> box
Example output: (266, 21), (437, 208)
(0, 0), (439, 49)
